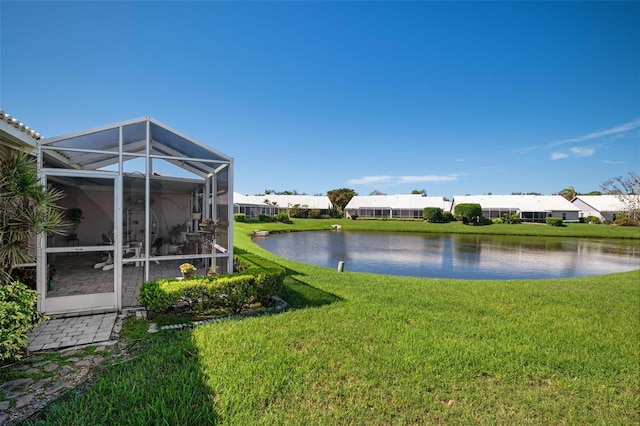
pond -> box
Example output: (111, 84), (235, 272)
(253, 231), (640, 279)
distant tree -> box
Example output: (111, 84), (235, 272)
(585, 191), (602, 195)
(286, 204), (307, 218)
(369, 190), (386, 196)
(261, 189), (302, 195)
(411, 189), (427, 195)
(559, 186), (577, 201)
(601, 172), (640, 221)
(327, 188), (357, 216)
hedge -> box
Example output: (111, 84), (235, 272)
(138, 253), (285, 317)
(546, 217), (564, 226)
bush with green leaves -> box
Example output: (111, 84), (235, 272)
(1, 281), (48, 362)
(258, 214), (277, 222)
(216, 275), (256, 314)
(454, 203), (482, 222)
(583, 215), (601, 224)
(546, 217), (564, 226)
(234, 251), (286, 306)
(138, 253), (285, 317)
(423, 207), (444, 223)
(275, 213), (291, 223)
(613, 217), (639, 227)
(501, 213), (522, 224)
(234, 213), (247, 222)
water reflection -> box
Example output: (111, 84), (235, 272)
(254, 231), (640, 279)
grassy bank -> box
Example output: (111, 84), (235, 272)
(29, 220), (640, 425)
(238, 217), (640, 239)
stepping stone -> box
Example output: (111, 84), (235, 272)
(0, 378), (33, 393)
(45, 382), (67, 396)
(15, 393), (35, 408)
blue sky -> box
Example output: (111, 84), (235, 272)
(1, 1), (638, 197)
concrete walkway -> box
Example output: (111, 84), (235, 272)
(26, 312), (117, 352)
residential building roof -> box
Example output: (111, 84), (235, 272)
(0, 110), (41, 150)
(234, 193), (332, 210)
(346, 194), (448, 210)
(572, 195), (637, 212)
(451, 195), (580, 212)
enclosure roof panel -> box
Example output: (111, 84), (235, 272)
(40, 116), (232, 177)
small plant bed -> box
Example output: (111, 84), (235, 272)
(137, 251), (286, 323)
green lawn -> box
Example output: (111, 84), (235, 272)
(29, 220), (640, 425)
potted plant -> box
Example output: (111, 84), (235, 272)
(67, 207), (84, 239)
(170, 223), (188, 244)
(206, 265), (218, 277)
(179, 262), (196, 279)
(199, 218), (219, 232)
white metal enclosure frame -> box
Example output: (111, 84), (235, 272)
(36, 117), (233, 314)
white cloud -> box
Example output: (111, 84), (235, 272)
(551, 146), (596, 160)
(570, 147), (595, 157)
(519, 117), (640, 154)
(348, 174), (458, 185)
(551, 118), (640, 146)
(551, 152), (570, 160)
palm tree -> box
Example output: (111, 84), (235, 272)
(559, 186), (577, 201)
(0, 148), (67, 285)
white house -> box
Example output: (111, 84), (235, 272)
(450, 195), (581, 223)
(345, 194), (449, 219)
(571, 195), (639, 222)
(234, 193), (333, 218)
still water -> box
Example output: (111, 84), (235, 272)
(254, 231), (640, 279)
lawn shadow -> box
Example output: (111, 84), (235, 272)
(26, 327), (220, 425)
(279, 275), (343, 309)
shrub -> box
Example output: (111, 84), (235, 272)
(234, 251), (286, 306)
(234, 213), (247, 222)
(217, 275), (256, 314)
(1, 281), (48, 362)
(454, 203), (482, 222)
(138, 279), (182, 316)
(275, 213), (291, 223)
(546, 217), (564, 226)
(442, 211), (455, 222)
(613, 217), (639, 227)
(423, 207), (444, 223)
(501, 213), (522, 224)
(258, 214), (277, 223)
(584, 215), (601, 224)
(138, 253), (286, 317)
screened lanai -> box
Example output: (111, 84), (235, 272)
(36, 117), (233, 315)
